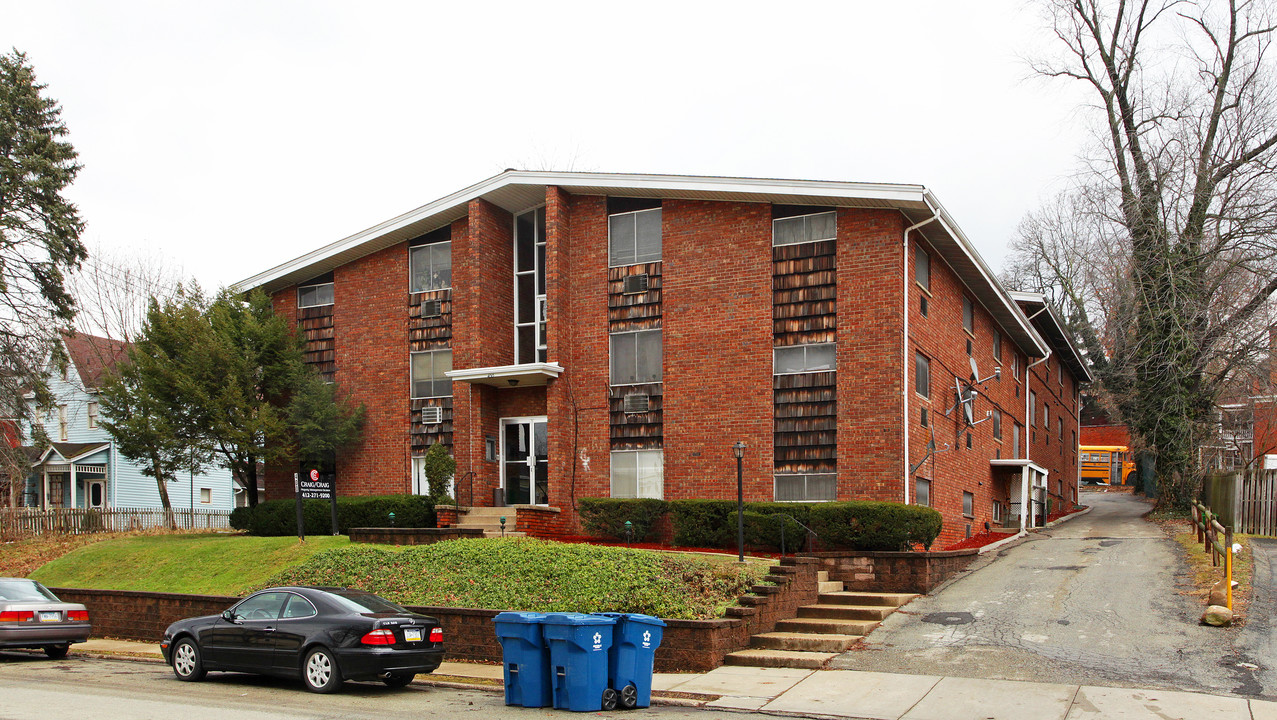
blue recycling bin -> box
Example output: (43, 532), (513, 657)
(493, 612), (551, 707)
(541, 612), (616, 712)
(594, 612), (666, 708)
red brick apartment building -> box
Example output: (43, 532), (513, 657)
(237, 171), (1090, 546)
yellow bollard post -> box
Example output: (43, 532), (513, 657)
(1226, 526), (1234, 611)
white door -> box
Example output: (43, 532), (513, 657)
(500, 417), (548, 506)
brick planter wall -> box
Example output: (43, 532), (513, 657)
(349, 527), (483, 545)
(50, 555), (823, 672)
(436, 505), (458, 527)
(514, 505), (571, 538)
(51, 588), (239, 643)
(803, 549), (977, 594)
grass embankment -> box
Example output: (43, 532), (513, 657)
(1155, 513), (1253, 621)
(263, 538), (769, 619)
(0, 533), (123, 577)
(29, 534), (351, 595)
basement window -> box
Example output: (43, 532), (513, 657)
(914, 478), (931, 507)
(963, 491), (974, 518)
(775, 474), (836, 502)
(611, 450), (664, 499)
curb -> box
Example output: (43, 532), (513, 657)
(1044, 505), (1093, 528)
(977, 531), (1027, 555)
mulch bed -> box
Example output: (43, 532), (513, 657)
(941, 531), (1010, 552)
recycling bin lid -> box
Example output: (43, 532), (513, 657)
(618, 613), (666, 627)
(542, 612), (616, 625)
(493, 611), (547, 623)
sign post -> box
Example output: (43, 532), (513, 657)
(293, 472), (305, 542)
(299, 469), (338, 536)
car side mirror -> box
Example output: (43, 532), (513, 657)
(222, 610), (239, 623)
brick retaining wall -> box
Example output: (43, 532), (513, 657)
(802, 549), (977, 593)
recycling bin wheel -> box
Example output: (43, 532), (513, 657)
(620, 683), (638, 709)
(601, 688), (619, 711)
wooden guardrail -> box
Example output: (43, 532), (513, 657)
(1191, 500), (1234, 610)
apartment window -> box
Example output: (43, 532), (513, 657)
(1029, 392), (1037, 426)
(915, 478), (931, 507)
(992, 408), (1002, 440)
(610, 330), (662, 385)
(920, 295), (929, 317)
(962, 297), (974, 334)
(609, 204), (662, 267)
(966, 433), (972, 449)
(409, 238), (452, 293)
(963, 491), (974, 517)
(199, 488), (212, 504)
(776, 473), (837, 502)
(515, 208), (548, 363)
(297, 282), (334, 309)
(1059, 416), (1064, 440)
(1043, 403), (1049, 430)
(774, 343), (835, 374)
(1072, 429), (1077, 450)
(1012, 352), (1020, 381)
(1059, 361), (1064, 386)
(992, 501), (1003, 523)
(921, 407), (929, 428)
(87, 402), (99, 429)
(992, 330), (1002, 361)
(773, 210), (836, 246)
(1013, 423), (1022, 459)
(411, 349), (453, 398)
(57, 405), (67, 441)
(915, 352), (930, 398)
(915, 245), (931, 291)
(611, 450), (664, 499)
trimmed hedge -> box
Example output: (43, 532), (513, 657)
(808, 501), (943, 550)
(666, 499), (942, 551)
(231, 495), (437, 536)
(577, 498), (669, 541)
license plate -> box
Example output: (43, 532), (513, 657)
(403, 628), (422, 642)
(39, 611), (60, 623)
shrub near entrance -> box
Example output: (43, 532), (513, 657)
(230, 495), (436, 536)
(809, 501), (943, 550)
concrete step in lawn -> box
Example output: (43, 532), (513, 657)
(723, 648), (838, 670)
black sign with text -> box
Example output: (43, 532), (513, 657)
(299, 469), (333, 500)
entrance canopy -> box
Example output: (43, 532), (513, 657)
(990, 458), (1049, 532)
(447, 362), (564, 388)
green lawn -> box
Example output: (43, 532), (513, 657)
(24, 534), (770, 619)
(29, 534), (354, 595)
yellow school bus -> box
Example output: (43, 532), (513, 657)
(1080, 445), (1136, 485)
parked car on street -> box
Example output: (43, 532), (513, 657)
(160, 586), (444, 693)
(0, 578), (92, 658)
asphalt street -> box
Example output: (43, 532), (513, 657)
(0, 653), (717, 720)
(828, 492), (1266, 698)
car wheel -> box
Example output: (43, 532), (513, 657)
(171, 638), (206, 681)
(382, 672), (415, 689)
(302, 647), (343, 693)
(43, 645), (69, 660)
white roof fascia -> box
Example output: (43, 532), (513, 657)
(234, 171), (928, 294)
(1008, 290), (1092, 382)
(926, 193), (1050, 359)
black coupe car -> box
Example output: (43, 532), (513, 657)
(161, 586), (444, 693)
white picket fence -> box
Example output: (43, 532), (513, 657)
(0, 506), (233, 538)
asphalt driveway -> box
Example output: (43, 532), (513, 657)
(828, 492), (1265, 697)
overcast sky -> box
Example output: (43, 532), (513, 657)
(4, 1), (1094, 291)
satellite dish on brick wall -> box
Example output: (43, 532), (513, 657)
(969, 356), (979, 382)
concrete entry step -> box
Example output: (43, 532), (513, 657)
(775, 617), (879, 636)
(817, 580), (844, 593)
(819, 591), (919, 607)
(751, 631), (862, 653)
(798, 604), (895, 621)
(723, 648), (837, 669)
(816, 570), (829, 583)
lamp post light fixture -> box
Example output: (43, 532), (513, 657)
(733, 441), (746, 563)
(388, 512), (396, 527)
(624, 520), (633, 549)
(500, 516), (507, 537)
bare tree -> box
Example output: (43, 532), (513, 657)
(1021, 0), (1277, 507)
(70, 242), (183, 345)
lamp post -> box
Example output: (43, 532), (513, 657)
(733, 442), (746, 563)
(624, 520), (633, 549)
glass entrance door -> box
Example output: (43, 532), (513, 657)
(501, 417), (548, 506)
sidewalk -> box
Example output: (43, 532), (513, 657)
(71, 638), (1277, 720)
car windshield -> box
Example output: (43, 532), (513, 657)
(0, 579), (59, 602)
(322, 590), (408, 615)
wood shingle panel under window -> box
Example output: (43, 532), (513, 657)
(609, 383), (663, 450)
(410, 397), (453, 453)
(608, 262), (662, 332)
(297, 304), (336, 382)
(773, 368), (836, 474)
(409, 288), (452, 352)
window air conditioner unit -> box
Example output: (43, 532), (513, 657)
(421, 406), (443, 424)
(421, 299), (443, 318)
(623, 394), (650, 414)
(622, 274), (650, 294)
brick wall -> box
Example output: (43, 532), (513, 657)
(51, 588), (238, 642)
(805, 549), (978, 593)
(1028, 356), (1082, 511)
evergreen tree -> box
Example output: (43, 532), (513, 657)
(0, 50), (87, 433)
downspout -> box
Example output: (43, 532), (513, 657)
(902, 202), (940, 504)
(1024, 310), (1051, 527)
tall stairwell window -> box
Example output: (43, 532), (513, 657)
(514, 208), (547, 363)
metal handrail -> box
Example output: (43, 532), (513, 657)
(771, 513), (818, 557)
(457, 471), (476, 510)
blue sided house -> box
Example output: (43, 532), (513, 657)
(17, 332), (236, 511)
